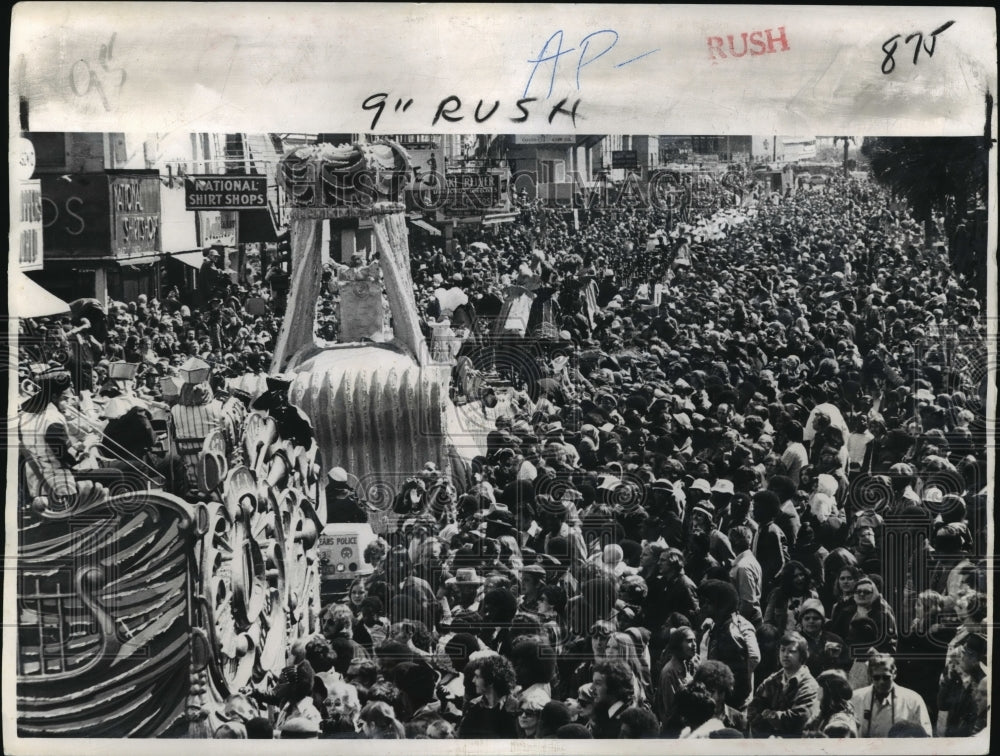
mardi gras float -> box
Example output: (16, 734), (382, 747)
(14, 141), (476, 738)
(16, 364), (323, 737)
(271, 140), (471, 511)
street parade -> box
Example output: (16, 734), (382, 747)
(12, 131), (992, 741)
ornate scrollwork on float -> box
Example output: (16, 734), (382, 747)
(16, 491), (198, 737)
(16, 387), (323, 738)
(190, 405), (322, 719)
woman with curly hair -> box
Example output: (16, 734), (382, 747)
(458, 654), (519, 739)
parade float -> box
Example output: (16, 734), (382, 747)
(271, 140), (471, 508)
(15, 372), (325, 737)
(14, 140), (472, 737)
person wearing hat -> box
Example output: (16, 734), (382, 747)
(97, 391), (158, 471)
(795, 598), (850, 677)
(850, 652), (931, 737)
(170, 356), (229, 495)
(325, 467), (366, 524)
(445, 568), (485, 614)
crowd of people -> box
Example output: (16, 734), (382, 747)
(17, 165), (990, 740)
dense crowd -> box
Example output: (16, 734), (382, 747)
(18, 168), (990, 739)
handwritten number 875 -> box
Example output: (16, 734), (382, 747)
(881, 21), (954, 74)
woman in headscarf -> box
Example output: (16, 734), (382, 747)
(837, 576), (897, 654)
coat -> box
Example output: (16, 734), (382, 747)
(747, 666), (821, 737)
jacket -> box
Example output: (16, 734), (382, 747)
(701, 613), (761, 709)
(747, 666), (821, 737)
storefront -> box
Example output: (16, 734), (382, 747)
(37, 171), (163, 304)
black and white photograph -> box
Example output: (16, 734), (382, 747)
(10, 127), (992, 742)
(6, 5), (997, 755)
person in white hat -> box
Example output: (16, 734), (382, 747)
(446, 568), (485, 613)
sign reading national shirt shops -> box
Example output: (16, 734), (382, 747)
(185, 175), (268, 210)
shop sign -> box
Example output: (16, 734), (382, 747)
(443, 172), (501, 216)
(19, 179), (43, 270)
(110, 174), (162, 257)
(185, 175), (268, 209)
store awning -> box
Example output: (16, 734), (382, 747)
(169, 251), (206, 270)
(410, 219), (441, 236)
(10, 273), (72, 318)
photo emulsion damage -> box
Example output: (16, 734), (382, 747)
(10, 128), (993, 746)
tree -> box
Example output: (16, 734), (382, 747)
(861, 136), (988, 225)
(861, 135), (990, 292)
(833, 136), (855, 177)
